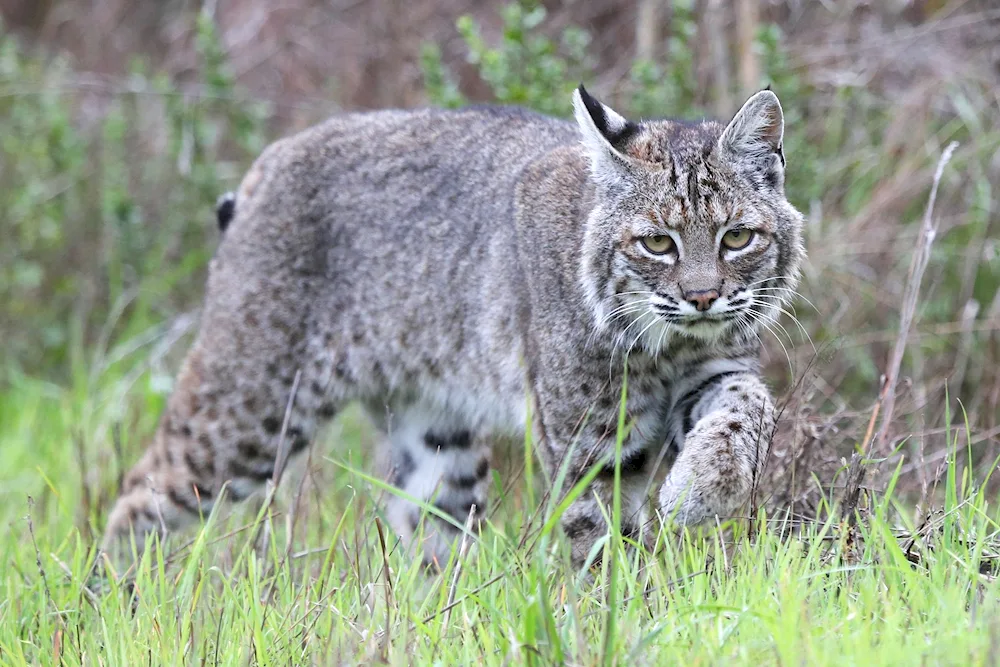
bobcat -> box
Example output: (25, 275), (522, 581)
(102, 86), (803, 567)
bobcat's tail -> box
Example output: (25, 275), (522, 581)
(215, 191), (236, 233)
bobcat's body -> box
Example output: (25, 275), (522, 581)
(104, 88), (803, 566)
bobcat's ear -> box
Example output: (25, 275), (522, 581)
(572, 84), (640, 184)
(718, 89), (786, 189)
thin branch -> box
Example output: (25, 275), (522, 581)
(735, 0), (760, 97)
(841, 141), (958, 523)
(374, 517), (394, 661)
(442, 504), (479, 631)
(875, 141), (959, 453)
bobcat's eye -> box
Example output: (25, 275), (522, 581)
(640, 235), (675, 255)
(722, 228), (754, 251)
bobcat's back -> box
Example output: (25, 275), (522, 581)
(215, 106), (580, 428)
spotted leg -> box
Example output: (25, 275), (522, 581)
(374, 402), (492, 568)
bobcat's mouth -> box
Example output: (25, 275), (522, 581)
(653, 301), (730, 324)
(650, 303), (730, 331)
(676, 316), (731, 339)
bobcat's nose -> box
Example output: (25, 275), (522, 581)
(683, 288), (720, 312)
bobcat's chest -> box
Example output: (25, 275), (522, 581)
(617, 355), (713, 458)
(606, 361), (676, 458)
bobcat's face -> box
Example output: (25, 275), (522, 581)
(574, 86), (805, 350)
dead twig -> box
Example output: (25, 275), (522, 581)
(442, 504), (478, 631)
(875, 141), (959, 453)
(27, 496), (67, 662)
(375, 517), (394, 661)
(841, 141), (958, 524)
(256, 368), (302, 561)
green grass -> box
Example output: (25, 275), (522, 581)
(2, 3), (999, 663)
(1, 362), (999, 665)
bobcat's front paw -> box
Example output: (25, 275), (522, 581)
(657, 419), (762, 526)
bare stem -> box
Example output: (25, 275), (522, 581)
(875, 141), (959, 453)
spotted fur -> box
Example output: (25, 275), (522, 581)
(102, 87), (804, 568)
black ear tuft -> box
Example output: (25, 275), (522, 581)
(577, 84), (605, 132)
(216, 191), (236, 234)
(576, 84), (640, 152)
(763, 83), (773, 92)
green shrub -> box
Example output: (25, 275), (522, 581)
(0, 15), (268, 380)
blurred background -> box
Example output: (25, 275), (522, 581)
(1, 0), (998, 512)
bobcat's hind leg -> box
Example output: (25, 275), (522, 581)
(101, 263), (341, 563)
(102, 344), (340, 562)
(374, 402), (491, 569)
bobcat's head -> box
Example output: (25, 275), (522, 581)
(574, 85), (805, 353)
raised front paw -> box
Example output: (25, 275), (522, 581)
(657, 417), (765, 527)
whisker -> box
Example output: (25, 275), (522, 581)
(587, 301), (650, 352)
(746, 287), (821, 314)
(744, 304), (792, 344)
(609, 309), (651, 381)
(627, 315), (663, 361)
(745, 313), (791, 375)
(744, 275), (798, 288)
(752, 305), (797, 350)
(735, 312), (768, 362)
(745, 299), (796, 339)
(596, 312), (649, 341)
(598, 298), (653, 324)
(651, 305), (680, 319)
(654, 318), (669, 355)
(747, 297), (817, 352)
(598, 302), (650, 325)
(744, 307), (794, 378)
